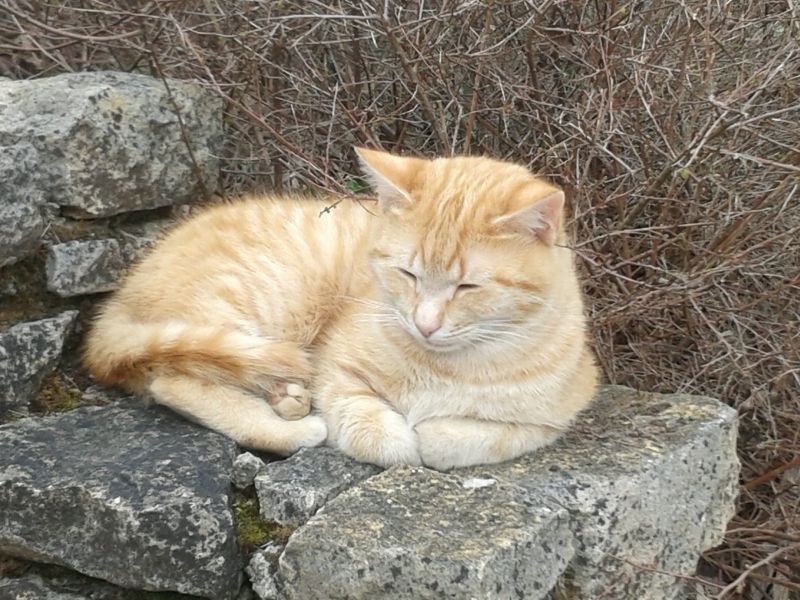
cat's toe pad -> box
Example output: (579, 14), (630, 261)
(270, 380), (311, 420)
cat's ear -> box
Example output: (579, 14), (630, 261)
(494, 190), (565, 246)
(355, 147), (424, 211)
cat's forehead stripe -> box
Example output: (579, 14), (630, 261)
(416, 167), (477, 269)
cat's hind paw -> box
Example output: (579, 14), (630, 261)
(269, 380), (312, 420)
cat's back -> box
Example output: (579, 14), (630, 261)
(115, 195), (375, 331)
(156, 194), (370, 263)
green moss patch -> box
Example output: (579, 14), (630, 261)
(31, 372), (85, 414)
(233, 491), (294, 553)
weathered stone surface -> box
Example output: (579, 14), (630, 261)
(0, 574), (87, 600)
(464, 385), (740, 600)
(232, 452), (267, 489)
(254, 446), (380, 526)
(0, 311), (77, 419)
(45, 238), (127, 297)
(277, 467), (573, 600)
(0, 143), (43, 267)
(246, 542), (283, 600)
(0, 561), (199, 600)
(0, 71), (222, 218)
(0, 402), (242, 599)
(0, 198), (42, 268)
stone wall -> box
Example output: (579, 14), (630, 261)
(0, 72), (740, 599)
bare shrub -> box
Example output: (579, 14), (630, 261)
(1, 0), (798, 595)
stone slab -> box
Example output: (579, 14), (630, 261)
(46, 239), (127, 297)
(0, 402), (242, 599)
(0, 71), (222, 218)
(0, 142), (43, 268)
(0, 561), (200, 600)
(254, 446), (380, 526)
(245, 541), (284, 600)
(464, 385), (740, 600)
(277, 466), (573, 600)
(0, 311), (77, 419)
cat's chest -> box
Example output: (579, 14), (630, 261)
(397, 375), (559, 427)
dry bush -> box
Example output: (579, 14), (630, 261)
(1, 0), (798, 596)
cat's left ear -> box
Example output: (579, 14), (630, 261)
(494, 190), (565, 246)
(355, 147), (424, 212)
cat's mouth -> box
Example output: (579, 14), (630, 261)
(410, 332), (467, 353)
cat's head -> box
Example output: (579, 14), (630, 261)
(357, 147), (569, 353)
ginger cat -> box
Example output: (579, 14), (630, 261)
(84, 149), (598, 470)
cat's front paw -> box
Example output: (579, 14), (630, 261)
(293, 414), (328, 449)
(335, 408), (421, 468)
(415, 419), (470, 471)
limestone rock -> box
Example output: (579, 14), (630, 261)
(232, 452), (267, 489)
(0, 561), (198, 600)
(0, 574), (87, 600)
(277, 466), (573, 600)
(0, 311), (77, 419)
(245, 542), (284, 600)
(0, 143), (44, 268)
(0, 402), (242, 599)
(43, 217), (175, 297)
(254, 446), (380, 526)
(464, 385), (740, 600)
(46, 239), (127, 297)
(0, 71), (222, 218)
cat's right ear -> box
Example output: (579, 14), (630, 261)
(355, 147), (424, 212)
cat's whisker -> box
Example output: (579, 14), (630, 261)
(357, 315), (405, 326)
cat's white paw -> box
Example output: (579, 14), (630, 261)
(293, 414), (328, 449)
(415, 420), (470, 471)
(270, 380), (311, 420)
(336, 408), (421, 468)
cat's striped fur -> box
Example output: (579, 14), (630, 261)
(84, 149), (598, 469)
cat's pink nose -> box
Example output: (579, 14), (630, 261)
(414, 301), (443, 338)
(415, 320), (441, 338)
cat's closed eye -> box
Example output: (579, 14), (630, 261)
(397, 268), (417, 282)
(456, 283), (480, 292)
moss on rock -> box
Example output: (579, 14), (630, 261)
(233, 491), (294, 554)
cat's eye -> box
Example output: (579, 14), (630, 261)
(457, 283), (480, 292)
(397, 268), (417, 281)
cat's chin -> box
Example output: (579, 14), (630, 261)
(413, 337), (467, 353)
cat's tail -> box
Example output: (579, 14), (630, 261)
(83, 308), (310, 393)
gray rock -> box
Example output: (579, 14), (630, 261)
(232, 452), (267, 489)
(0, 402), (243, 599)
(0, 71), (222, 218)
(117, 218), (174, 264)
(0, 574), (87, 600)
(246, 542), (284, 600)
(81, 384), (129, 405)
(0, 143), (44, 267)
(0, 562), (198, 600)
(254, 446), (380, 526)
(0, 311), (77, 419)
(46, 238), (127, 297)
(464, 385), (740, 600)
(277, 466), (573, 600)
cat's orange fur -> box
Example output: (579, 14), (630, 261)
(84, 149), (598, 469)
